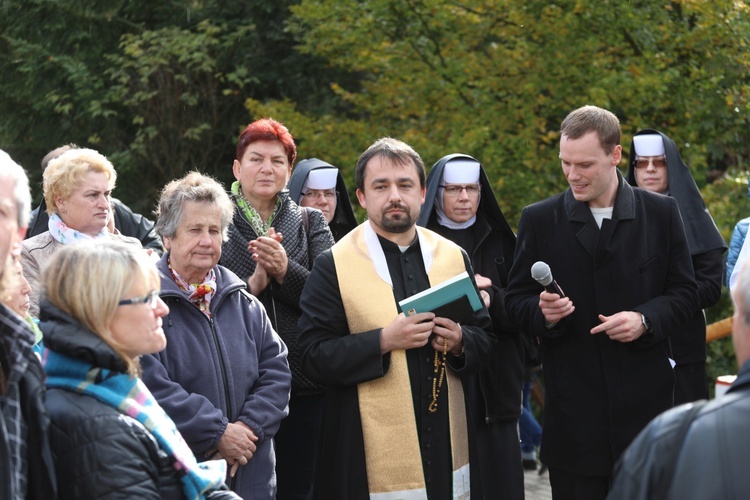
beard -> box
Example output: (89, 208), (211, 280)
(376, 203), (416, 234)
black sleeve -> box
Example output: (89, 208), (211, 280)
(692, 247), (725, 310)
(297, 251), (388, 387)
(113, 199), (164, 254)
(447, 250), (495, 374)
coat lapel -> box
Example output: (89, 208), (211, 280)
(565, 189), (598, 259)
(565, 171), (636, 261)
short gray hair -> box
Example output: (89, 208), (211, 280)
(0, 149), (32, 228)
(154, 171), (234, 240)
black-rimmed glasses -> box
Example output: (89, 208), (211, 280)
(439, 184), (480, 197)
(302, 189), (337, 201)
(118, 290), (160, 309)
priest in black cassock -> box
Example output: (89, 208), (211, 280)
(418, 154), (525, 499)
(297, 137), (493, 499)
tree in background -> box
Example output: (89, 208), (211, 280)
(253, 0), (748, 380)
(0, 0), (355, 212)
(248, 0), (749, 226)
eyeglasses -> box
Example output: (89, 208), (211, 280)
(439, 184), (481, 197)
(635, 156), (667, 169)
(118, 290), (160, 309)
(302, 189), (337, 201)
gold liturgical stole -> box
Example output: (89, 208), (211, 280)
(332, 222), (470, 499)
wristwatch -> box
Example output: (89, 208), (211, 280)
(641, 313), (653, 335)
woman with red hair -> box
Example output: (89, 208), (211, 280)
(220, 118), (334, 499)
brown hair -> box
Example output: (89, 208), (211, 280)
(560, 105), (621, 155)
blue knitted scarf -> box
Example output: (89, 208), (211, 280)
(44, 349), (226, 499)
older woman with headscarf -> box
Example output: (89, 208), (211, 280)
(417, 154), (525, 500)
(626, 130), (726, 404)
(40, 240), (240, 499)
(220, 119), (334, 500)
(140, 172), (291, 500)
(287, 158), (358, 242)
(21, 148), (142, 317)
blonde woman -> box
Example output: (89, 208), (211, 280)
(40, 241), (239, 499)
(22, 148), (141, 316)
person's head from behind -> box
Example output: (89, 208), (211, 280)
(0, 149), (31, 286)
(297, 162), (339, 223)
(42, 241), (168, 376)
(41, 143), (78, 171)
(732, 258), (750, 366)
(559, 105), (622, 208)
(233, 118), (296, 206)
(155, 171), (234, 284)
(43, 148), (116, 237)
(632, 134), (669, 194)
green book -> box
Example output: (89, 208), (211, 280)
(398, 271), (483, 323)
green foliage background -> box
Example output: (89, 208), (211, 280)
(2, 0), (749, 381)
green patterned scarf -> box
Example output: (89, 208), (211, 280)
(231, 181), (281, 237)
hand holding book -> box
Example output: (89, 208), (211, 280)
(398, 271), (483, 324)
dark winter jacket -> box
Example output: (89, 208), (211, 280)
(141, 256), (291, 499)
(608, 359), (750, 499)
(220, 191), (334, 394)
(40, 300), (186, 499)
(0, 304), (56, 500)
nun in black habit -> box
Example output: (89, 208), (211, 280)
(288, 158), (358, 242)
(626, 129), (726, 404)
(417, 154), (525, 500)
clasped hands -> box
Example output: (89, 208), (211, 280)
(539, 290), (645, 342)
(206, 421), (258, 478)
(380, 311), (463, 356)
(247, 227), (288, 293)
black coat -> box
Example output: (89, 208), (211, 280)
(506, 172), (699, 476)
(41, 301), (187, 499)
(609, 359), (750, 499)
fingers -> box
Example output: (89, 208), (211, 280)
(248, 236), (288, 278)
(590, 312), (643, 342)
(229, 461), (241, 478)
(431, 317), (463, 353)
(235, 420), (259, 442)
(539, 293), (574, 322)
(381, 313), (435, 353)
(474, 273), (493, 289)
(480, 290), (491, 308)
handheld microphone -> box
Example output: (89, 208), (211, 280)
(531, 261), (566, 297)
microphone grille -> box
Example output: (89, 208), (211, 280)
(531, 261), (552, 286)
